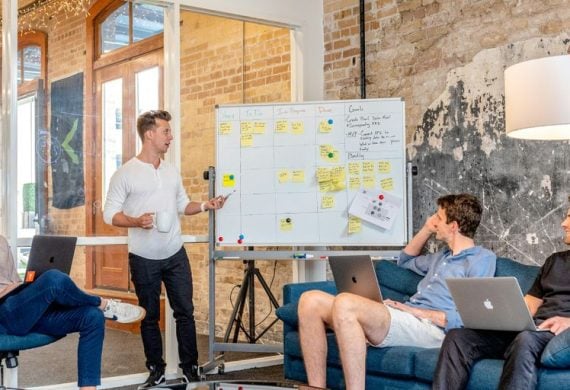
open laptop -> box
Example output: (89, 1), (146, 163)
(23, 235), (77, 282)
(447, 277), (546, 332)
(1, 235), (77, 301)
(329, 255), (383, 302)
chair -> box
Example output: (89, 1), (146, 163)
(0, 333), (63, 389)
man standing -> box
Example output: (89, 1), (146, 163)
(298, 193), (496, 390)
(103, 110), (224, 389)
(432, 208), (570, 390)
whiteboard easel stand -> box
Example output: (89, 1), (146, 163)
(201, 162), (414, 375)
(202, 166), (283, 376)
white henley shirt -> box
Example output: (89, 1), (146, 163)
(103, 157), (190, 260)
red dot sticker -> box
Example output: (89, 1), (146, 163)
(218, 236), (224, 242)
(379, 194), (384, 200)
(238, 239), (243, 244)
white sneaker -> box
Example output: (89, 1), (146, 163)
(103, 299), (146, 323)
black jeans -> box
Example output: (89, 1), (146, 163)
(432, 328), (554, 390)
(129, 246), (198, 370)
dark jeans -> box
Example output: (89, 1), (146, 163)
(129, 246), (198, 371)
(0, 270), (104, 387)
(433, 328), (555, 390)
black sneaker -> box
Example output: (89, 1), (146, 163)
(138, 365), (166, 389)
(182, 365), (200, 383)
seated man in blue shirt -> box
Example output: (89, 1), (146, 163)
(298, 193), (496, 390)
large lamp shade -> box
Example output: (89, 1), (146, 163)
(505, 55), (570, 140)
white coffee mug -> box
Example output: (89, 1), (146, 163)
(154, 211), (172, 233)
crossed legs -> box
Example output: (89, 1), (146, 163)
(298, 291), (391, 390)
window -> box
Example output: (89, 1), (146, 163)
(99, 1), (163, 55)
(17, 31), (47, 88)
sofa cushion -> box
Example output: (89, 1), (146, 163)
(467, 359), (505, 390)
(327, 333), (420, 378)
(365, 345), (422, 378)
(413, 348), (440, 381)
(495, 257), (539, 293)
(541, 329), (570, 368)
(376, 260), (423, 302)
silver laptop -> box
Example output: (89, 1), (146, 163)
(329, 255), (383, 302)
(447, 277), (546, 332)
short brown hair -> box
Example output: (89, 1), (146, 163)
(137, 110), (171, 141)
(437, 193), (482, 239)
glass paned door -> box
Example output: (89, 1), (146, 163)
(92, 50), (162, 290)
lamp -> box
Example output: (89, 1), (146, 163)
(505, 55), (570, 140)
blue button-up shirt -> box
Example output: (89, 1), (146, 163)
(398, 246), (496, 332)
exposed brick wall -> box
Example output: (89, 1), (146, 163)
(179, 11), (291, 342)
(323, 0), (570, 141)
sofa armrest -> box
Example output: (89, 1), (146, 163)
(282, 280), (337, 305)
(277, 281), (336, 330)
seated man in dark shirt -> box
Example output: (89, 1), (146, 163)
(432, 208), (570, 390)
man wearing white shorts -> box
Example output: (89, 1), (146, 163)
(298, 193), (497, 390)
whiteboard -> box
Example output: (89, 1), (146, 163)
(215, 99), (407, 246)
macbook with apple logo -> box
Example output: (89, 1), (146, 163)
(329, 255), (383, 303)
(446, 277), (546, 332)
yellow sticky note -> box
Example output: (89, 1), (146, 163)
(348, 216), (362, 234)
(291, 121), (304, 134)
(349, 176), (361, 189)
(331, 179), (346, 191)
(348, 162), (361, 176)
(331, 166), (346, 181)
(219, 122), (232, 135)
(319, 120), (333, 133)
(320, 145), (339, 162)
(292, 170), (305, 183)
(381, 177), (394, 191)
(253, 121), (267, 134)
(320, 144), (332, 159)
(240, 133), (254, 147)
(222, 174), (236, 188)
(275, 120), (289, 133)
(278, 169), (291, 183)
(316, 167), (331, 182)
(378, 160), (391, 174)
(362, 161), (375, 174)
(280, 218), (293, 231)
(240, 122), (254, 134)
(363, 175), (375, 189)
(319, 181), (332, 192)
(321, 195), (335, 209)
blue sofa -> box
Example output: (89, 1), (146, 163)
(276, 257), (570, 389)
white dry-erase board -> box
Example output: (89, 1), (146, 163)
(215, 98), (407, 246)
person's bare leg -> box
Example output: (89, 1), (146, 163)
(332, 293), (391, 390)
(298, 290), (335, 388)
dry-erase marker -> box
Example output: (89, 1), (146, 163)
(223, 189), (236, 200)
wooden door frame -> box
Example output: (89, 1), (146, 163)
(85, 0), (163, 289)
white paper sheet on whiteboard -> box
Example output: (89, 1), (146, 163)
(348, 189), (402, 231)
